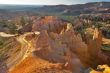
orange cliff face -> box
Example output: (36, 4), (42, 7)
(32, 16), (68, 34)
(9, 56), (72, 73)
(9, 30), (73, 73)
(84, 28), (110, 68)
(7, 16), (110, 73)
(20, 16), (69, 34)
(9, 25), (84, 73)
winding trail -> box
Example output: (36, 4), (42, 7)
(9, 31), (40, 71)
(0, 31), (40, 71)
(0, 32), (17, 37)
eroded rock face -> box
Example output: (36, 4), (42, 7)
(80, 28), (110, 70)
(32, 16), (68, 34)
(33, 26), (110, 70)
(31, 23), (110, 72)
(33, 27), (85, 73)
(8, 17), (110, 73)
(90, 65), (110, 73)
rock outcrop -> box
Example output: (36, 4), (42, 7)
(7, 16), (110, 73)
(82, 28), (110, 69)
(32, 16), (68, 34)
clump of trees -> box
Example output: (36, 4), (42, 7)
(0, 16), (33, 34)
(102, 27), (110, 39)
(0, 19), (17, 34)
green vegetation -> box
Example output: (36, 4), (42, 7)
(20, 16), (27, 27)
(58, 15), (74, 23)
(0, 20), (18, 34)
(102, 44), (110, 51)
(0, 36), (21, 61)
(0, 37), (10, 60)
(93, 22), (104, 28)
(0, 37), (10, 48)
